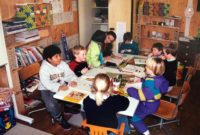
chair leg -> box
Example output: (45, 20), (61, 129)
(160, 119), (163, 129)
(28, 107), (46, 116)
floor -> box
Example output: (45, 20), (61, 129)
(18, 71), (200, 135)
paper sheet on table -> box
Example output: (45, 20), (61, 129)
(118, 97), (139, 116)
(125, 82), (142, 90)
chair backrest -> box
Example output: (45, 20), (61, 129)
(19, 62), (40, 81)
(81, 120), (125, 135)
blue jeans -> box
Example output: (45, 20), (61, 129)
(109, 115), (130, 135)
(41, 90), (61, 119)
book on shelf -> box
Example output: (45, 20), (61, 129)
(15, 46), (43, 67)
(3, 18), (27, 35)
(15, 35), (40, 43)
(63, 90), (88, 104)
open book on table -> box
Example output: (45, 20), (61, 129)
(63, 90), (88, 104)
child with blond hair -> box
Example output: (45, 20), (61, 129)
(83, 73), (130, 134)
(69, 45), (89, 77)
(127, 57), (169, 135)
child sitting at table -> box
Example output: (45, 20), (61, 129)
(127, 57), (169, 135)
(38, 45), (78, 130)
(83, 73), (130, 134)
(162, 43), (178, 91)
(148, 42), (164, 58)
(86, 30), (105, 68)
(69, 45), (89, 77)
(119, 32), (139, 55)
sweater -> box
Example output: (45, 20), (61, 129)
(86, 41), (102, 67)
(38, 60), (77, 93)
(163, 59), (177, 86)
(83, 95), (129, 128)
(69, 60), (88, 77)
(119, 42), (139, 55)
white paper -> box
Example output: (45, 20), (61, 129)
(43, 0), (63, 14)
(72, 0), (78, 11)
(116, 22), (126, 53)
(53, 12), (73, 25)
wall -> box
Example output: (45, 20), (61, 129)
(0, 0), (79, 46)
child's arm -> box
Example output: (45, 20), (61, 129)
(63, 62), (78, 82)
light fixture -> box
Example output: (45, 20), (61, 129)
(184, 0), (194, 38)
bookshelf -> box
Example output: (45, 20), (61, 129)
(0, 10), (34, 124)
(136, 15), (181, 52)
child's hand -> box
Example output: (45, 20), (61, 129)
(69, 81), (77, 87)
(59, 85), (69, 91)
(81, 67), (89, 74)
(134, 77), (141, 83)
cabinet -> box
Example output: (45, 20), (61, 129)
(136, 15), (181, 52)
(78, 0), (132, 48)
(177, 40), (200, 66)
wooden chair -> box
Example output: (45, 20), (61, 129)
(18, 62), (46, 115)
(165, 66), (193, 102)
(81, 119), (125, 135)
(149, 80), (191, 129)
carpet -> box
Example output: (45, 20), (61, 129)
(5, 123), (53, 135)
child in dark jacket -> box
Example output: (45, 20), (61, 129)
(83, 73), (130, 134)
(127, 57), (169, 135)
(163, 43), (178, 91)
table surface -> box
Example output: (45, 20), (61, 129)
(54, 66), (141, 116)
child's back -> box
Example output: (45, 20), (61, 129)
(163, 43), (178, 88)
(83, 73), (129, 129)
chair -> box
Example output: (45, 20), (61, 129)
(149, 79), (191, 129)
(165, 66), (194, 102)
(81, 119), (125, 135)
(18, 62), (46, 115)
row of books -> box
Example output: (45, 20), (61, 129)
(15, 46), (44, 67)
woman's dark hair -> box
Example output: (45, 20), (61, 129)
(106, 31), (117, 40)
(42, 45), (61, 60)
(91, 30), (106, 43)
(123, 32), (132, 42)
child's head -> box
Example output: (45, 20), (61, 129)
(92, 73), (111, 106)
(91, 30), (106, 44)
(123, 32), (132, 43)
(43, 45), (61, 66)
(151, 42), (164, 56)
(72, 45), (86, 62)
(104, 31), (116, 44)
(146, 57), (165, 76)
(163, 43), (177, 59)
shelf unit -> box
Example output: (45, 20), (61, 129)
(0, 11), (34, 124)
(136, 15), (181, 52)
(92, 6), (108, 34)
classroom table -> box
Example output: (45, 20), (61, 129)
(54, 67), (141, 117)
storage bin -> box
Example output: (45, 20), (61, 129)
(0, 88), (16, 134)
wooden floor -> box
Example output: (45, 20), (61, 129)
(18, 71), (200, 135)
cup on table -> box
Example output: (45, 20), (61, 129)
(113, 78), (120, 91)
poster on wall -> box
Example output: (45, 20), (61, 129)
(43, 0), (64, 14)
(72, 0), (78, 11)
(52, 12), (73, 25)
